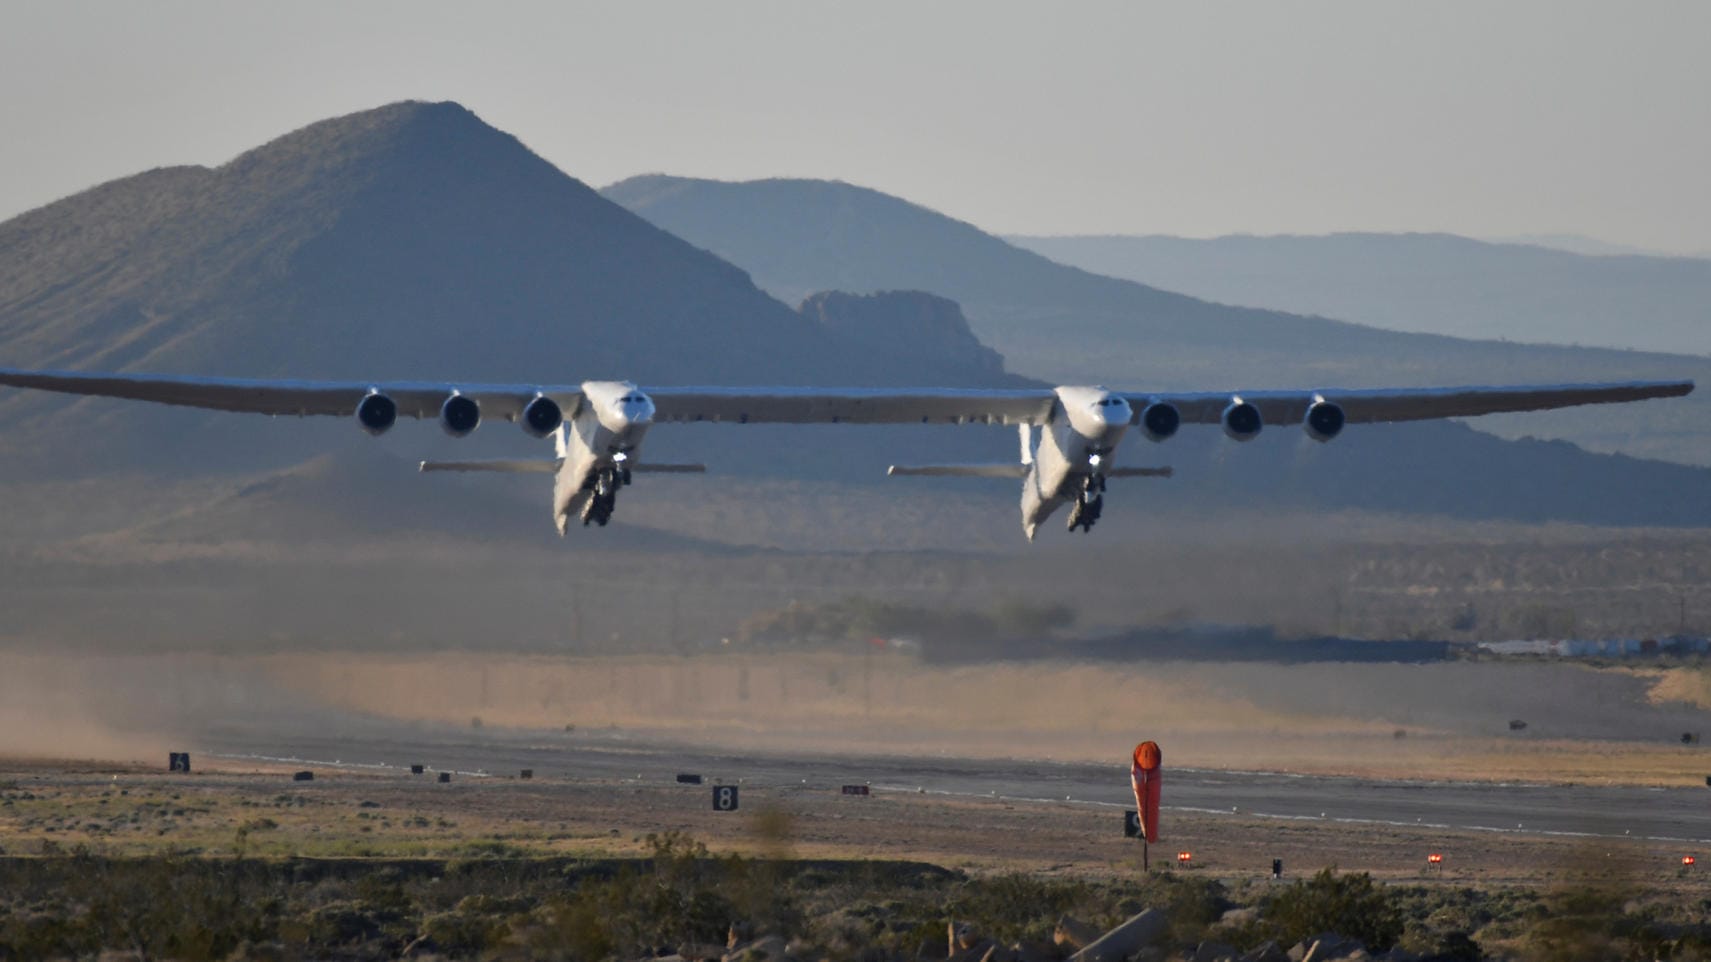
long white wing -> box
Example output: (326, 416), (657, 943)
(0, 368), (1691, 427)
(1122, 381), (1694, 425)
(0, 368), (585, 422)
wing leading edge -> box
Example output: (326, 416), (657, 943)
(1123, 381), (1694, 426)
(0, 367), (1692, 426)
(0, 368), (584, 422)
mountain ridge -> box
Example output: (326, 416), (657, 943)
(1006, 231), (1711, 357)
(602, 174), (1711, 467)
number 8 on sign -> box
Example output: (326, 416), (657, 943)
(712, 785), (740, 811)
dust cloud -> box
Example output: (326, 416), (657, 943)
(1, 648), (1704, 785)
(0, 652), (191, 761)
(259, 650), (1710, 784)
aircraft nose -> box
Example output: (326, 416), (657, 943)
(612, 393), (656, 426)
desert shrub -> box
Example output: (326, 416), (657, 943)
(421, 906), (511, 957)
(1129, 873), (1230, 943)
(940, 873), (1098, 944)
(1260, 868), (1404, 951)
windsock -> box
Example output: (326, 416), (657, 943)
(1130, 741), (1162, 843)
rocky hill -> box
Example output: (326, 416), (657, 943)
(0, 103), (1022, 475)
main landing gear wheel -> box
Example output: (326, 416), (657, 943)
(580, 466), (622, 527)
(1067, 475), (1105, 534)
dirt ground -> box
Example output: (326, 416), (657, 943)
(2, 757), (1707, 898)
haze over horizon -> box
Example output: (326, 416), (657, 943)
(3, 1), (1708, 256)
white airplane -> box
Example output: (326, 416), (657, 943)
(0, 368), (1693, 539)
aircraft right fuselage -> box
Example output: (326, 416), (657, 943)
(1021, 386), (1136, 539)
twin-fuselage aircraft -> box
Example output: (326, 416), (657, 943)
(0, 367), (1693, 540)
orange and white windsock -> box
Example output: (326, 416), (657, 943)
(1130, 740), (1162, 843)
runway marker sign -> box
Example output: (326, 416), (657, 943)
(841, 785), (870, 796)
(1123, 810), (1141, 838)
(677, 773), (704, 785)
(168, 752), (191, 773)
(712, 785), (740, 811)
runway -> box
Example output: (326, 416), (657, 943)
(200, 721), (1711, 847)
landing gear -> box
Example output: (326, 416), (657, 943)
(579, 464), (629, 527)
(1067, 475), (1105, 533)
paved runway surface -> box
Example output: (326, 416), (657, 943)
(199, 721), (1711, 845)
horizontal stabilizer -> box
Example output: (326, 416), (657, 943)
(419, 459), (560, 473)
(887, 463), (1029, 478)
(1109, 466), (1173, 478)
(632, 462), (706, 474)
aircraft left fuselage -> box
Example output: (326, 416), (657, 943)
(554, 380), (655, 531)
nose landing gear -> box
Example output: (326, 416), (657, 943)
(1067, 474), (1105, 533)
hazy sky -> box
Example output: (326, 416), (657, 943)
(4, 1), (1708, 254)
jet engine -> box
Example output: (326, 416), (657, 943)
(1221, 398), (1263, 441)
(1139, 401), (1181, 442)
(440, 394), (481, 437)
(1304, 400), (1345, 442)
(521, 395), (563, 438)
(354, 392), (397, 436)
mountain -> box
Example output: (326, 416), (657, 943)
(0, 103), (1022, 476)
(1, 111), (1703, 527)
(1, 104), (1710, 652)
(603, 176), (1711, 467)
(1006, 232), (1711, 357)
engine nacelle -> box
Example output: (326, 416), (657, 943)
(354, 392), (397, 436)
(1304, 400), (1345, 442)
(1139, 401), (1180, 442)
(1221, 399), (1263, 441)
(521, 395), (563, 438)
(440, 393), (481, 438)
